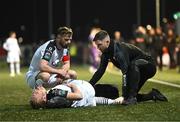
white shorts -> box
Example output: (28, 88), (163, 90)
(26, 71), (59, 89)
(26, 71), (41, 89)
(7, 52), (20, 63)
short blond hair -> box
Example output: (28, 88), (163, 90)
(30, 88), (46, 109)
(56, 26), (73, 36)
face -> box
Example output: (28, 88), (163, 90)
(168, 29), (173, 36)
(11, 33), (16, 38)
(114, 31), (121, 40)
(32, 86), (47, 105)
(56, 34), (72, 48)
(156, 28), (162, 34)
(95, 36), (110, 53)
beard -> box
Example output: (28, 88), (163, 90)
(58, 42), (68, 48)
(62, 44), (68, 48)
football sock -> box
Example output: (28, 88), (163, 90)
(95, 97), (114, 105)
(47, 74), (60, 87)
(16, 62), (21, 74)
(48, 75), (57, 83)
(10, 63), (15, 76)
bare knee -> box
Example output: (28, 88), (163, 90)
(68, 70), (77, 79)
(36, 72), (50, 82)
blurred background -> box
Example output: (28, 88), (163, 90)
(0, 0), (180, 72)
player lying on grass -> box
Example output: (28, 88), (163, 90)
(30, 78), (168, 109)
(30, 79), (123, 109)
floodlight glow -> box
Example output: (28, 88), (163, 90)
(146, 25), (152, 30)
(173, 12), (180, 20)
(174, 14), (178, 20)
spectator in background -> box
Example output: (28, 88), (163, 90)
(88, 27), (101, 41)
(165, 29), (176, 69)
(146, 27), (156, 57)
(175, 35), (180, 73)
(3, 31), (21, 77)
(114, 31), (125, 43)
(134, 26), (148, 52)
(89, 41), (101, 73)
(88, 27), (101, 73)
(154, 27), (166, 71)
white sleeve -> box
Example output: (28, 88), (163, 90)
(3, 40), (8, 51)
(16, 40), (21, 55)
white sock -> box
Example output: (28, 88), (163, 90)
(48, 74), (58, 83)
(47, 74), (59, 87)
(95, 97), (114, 105)
(10, 63), (15, 75)
(15, 62), (20, 74)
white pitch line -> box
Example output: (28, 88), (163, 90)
(107, 68), (180, 88)
(148, 79), (180, 88)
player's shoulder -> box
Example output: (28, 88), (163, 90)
(6, 38), (16, 43)
(43, 40), (56, 51)
(46, 40), (56, 46)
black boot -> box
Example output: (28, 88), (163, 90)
(151, 88), (168, 102)
(122, 96), (137, 105)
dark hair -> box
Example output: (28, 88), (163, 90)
(9, 31), (16, 37)
(56, 26), (73, 36)
(93, 30), (109, 41)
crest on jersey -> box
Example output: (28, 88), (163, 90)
(44, 52), (51, 60)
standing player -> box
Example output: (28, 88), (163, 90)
(3, 31), (21, 77)
(26, 27), (77, 89)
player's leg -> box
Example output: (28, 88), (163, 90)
(122, 59), (153, 105)
(15, 62), (21, 75)
(136, 65), (167, 102)
(15, 56), (21, 75)
(121, 60), (140, 105)
(7, 53), (16, 77)
(26, 71), (62, 89)
(9, 62), (15, 77)
(36, 72), (63, 88)
(95, 96), (124, 105)
(135, 60), (164, 102)
(95, 97), (114, 105)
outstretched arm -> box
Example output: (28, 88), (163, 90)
(89, 54), (108, 86)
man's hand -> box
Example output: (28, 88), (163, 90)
(57, 69), (71, 80)
(55, 77), (64, 84)
(57, 69), (68, 79)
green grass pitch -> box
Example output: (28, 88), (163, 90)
(0, 65), (180, 121)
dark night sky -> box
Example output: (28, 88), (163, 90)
(0, 0), (179, 44)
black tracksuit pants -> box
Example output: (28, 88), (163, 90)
(123, 58), (157, 99)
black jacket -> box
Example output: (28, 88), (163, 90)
(89, 40), (153, 86)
